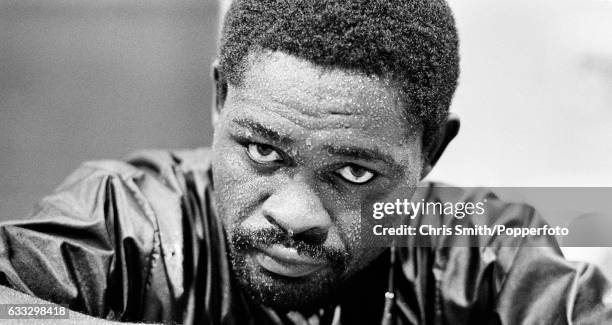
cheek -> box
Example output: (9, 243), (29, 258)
(212, 139), (264, 227)
(330, 199), (374, 267)
(328, 184), (414, 273)
(334, 209), (384, 275)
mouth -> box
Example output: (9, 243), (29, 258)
(253, 244), (328, 278)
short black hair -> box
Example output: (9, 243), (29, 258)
(219, 0), (459, 147)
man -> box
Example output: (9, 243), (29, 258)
(0, 0), (610, 324)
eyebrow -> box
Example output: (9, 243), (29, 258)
(232, 117), (398, 166)
(232, 118), (294, 145)
(322, 144), (397, 166)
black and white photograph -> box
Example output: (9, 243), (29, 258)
(0, 0), (611, 324)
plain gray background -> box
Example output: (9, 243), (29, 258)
(1, 0), (219, 220)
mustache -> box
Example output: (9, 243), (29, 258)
(231, 227), (349, 268)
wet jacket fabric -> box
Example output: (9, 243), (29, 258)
(0, 148), (610, 324)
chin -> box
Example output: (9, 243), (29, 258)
(230, 250), (342, 310)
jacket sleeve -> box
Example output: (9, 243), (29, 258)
(437, 196), (612, 325)
(486, 203), (612, 324)
(493, 243), (612, 324)
(411, 185), (612, 325)
(0, 160), (162, 321)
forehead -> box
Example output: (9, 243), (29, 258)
(223, 51), (422, 161)
(242, 52), (399, 113)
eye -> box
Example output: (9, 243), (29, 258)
(246, 143), (282, 163)
(336, 165), (375, 184)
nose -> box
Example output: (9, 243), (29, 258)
(261, 177), (332, 244)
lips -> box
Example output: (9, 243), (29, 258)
(254, 244), (327, 278)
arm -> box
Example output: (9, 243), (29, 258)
(494, 245), (612, 324)
(488, 205), (612, 324)
(426, 189), (612, 324)
(0, 161), (161, 322)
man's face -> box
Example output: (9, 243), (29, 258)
(211, 51), (424, 310)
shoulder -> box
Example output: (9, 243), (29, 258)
(70, 147), (212, 185)
(60, 147), (213, 319)
(55, 147), (213, 200)
(394, 183), (565, 319)
(412, 181), (555, 260)
(419, 181), (542, 229)
(125, 147), (212, 175)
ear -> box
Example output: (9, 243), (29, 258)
(421, 113), (460, 179)
(211, 59), (228, 126)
